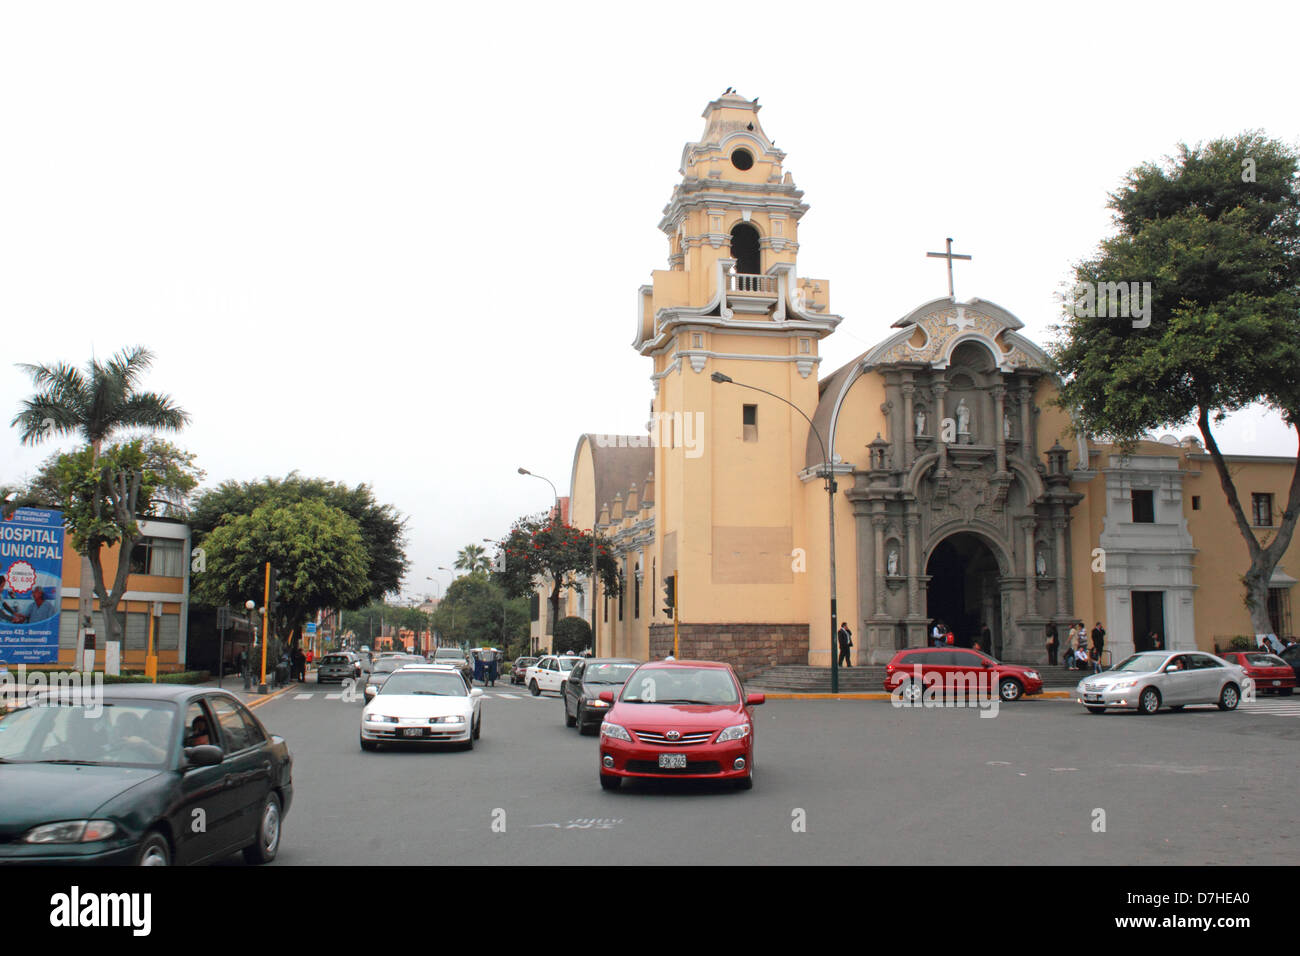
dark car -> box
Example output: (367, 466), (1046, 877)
(431, 647), (474, 685)
(0, 685), (293, 866)
(511, 657), (538, 685)
(562, 658), (640, 734)
(1278, 643), (1300, 684)
(316, 652), (357, 684)
(363, 657), (423, 701)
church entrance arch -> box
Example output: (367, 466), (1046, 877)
(925, 532), (1003, 654)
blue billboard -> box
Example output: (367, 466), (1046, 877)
(0, 507), (65, 664)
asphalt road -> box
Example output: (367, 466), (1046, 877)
(250, 682), (1300, 866)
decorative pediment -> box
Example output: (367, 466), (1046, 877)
(861, 297), (1051, 373)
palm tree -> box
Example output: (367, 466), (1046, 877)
(454, 543), (492, 575)
(12, 346), (189, 662)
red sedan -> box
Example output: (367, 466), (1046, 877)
(597, 660), (764, 792)
(883, 647), (1044, 701)
(1220, 651), (1296, 696)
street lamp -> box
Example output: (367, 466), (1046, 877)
(243, 599), (256, 690)
(712, 371), (842, 693)
(438, 567), (458, 646)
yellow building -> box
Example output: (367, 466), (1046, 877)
(563, 91), (1299, 680)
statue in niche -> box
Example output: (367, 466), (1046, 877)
(887, 548), (900, 577)
(1004, 412), (1013, 440)
(1036, 551), (1048, 577)
(955, 398), (971, 438)
(915, 408), (926, 437)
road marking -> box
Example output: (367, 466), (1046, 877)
(294, 693), (313, 700)
(1240, 699), (1300, 718)
(494, 693), (520, 699)
(325, 693), (342, 700)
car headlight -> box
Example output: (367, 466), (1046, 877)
(22, 820), (119, 844)
(1110, 679), (1139, 690)
(715, 723), (751, 743)
(367, 714), (397, 723)
(600, 722), (632, 742)
(430, 715), (465, 724)
(1024, 671), (1040, 680)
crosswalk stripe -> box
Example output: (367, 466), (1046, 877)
(294, 693), (313, 700)
(325, 693), (342, 700)
(494, 693), (520, 699)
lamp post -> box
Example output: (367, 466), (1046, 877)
(518, 467), (563, 653)
(712, 371), (841, 693)
(243, 599), (256, 691)
(438, 566), (458, 647)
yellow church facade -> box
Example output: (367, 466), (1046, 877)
(550, 92), (1299, 680)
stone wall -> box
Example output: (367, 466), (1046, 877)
(648, 622), (809, 681)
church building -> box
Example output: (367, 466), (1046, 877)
(551, 91), (1299, 680)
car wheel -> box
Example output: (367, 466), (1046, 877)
(998, 678), (1023, 702)
(575, 701), (587, 731)
(899, 678), (923, 704)
(565, 696), (577, 727)
(599, 774), (620, 791)
(465, 725), (475, 751)
(473, 715), (481, 740)
(360, 735), (378, 752)
(529, 679), (540, 697)
(1085, 706), (1106, 714)
(242, 792), (282, 865)
(1218, 683), (1240, 711)
(135, 829), (171, 866)
(1138, 687), (1161, 715)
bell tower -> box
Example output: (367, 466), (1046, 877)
(632, 91), (843, 677)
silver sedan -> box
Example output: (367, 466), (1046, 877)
(1076, 651), (1248, 715)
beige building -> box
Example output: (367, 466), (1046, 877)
(554, 91), (1298, 680)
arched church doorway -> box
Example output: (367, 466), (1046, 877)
(729, 222), (761, 275)
(926, 532), (1003, 654)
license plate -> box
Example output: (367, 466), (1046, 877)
(658, 753), (687, 769)
(1085, 694), (1103, 702)
(1273, 680), (1281, 686)
(401, 728), (425, 737)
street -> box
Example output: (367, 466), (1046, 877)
(247, 683), (1300, 866)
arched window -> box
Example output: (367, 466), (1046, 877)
(729, 222), (761, 275)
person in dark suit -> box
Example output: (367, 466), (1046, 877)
(1091, 622), (1106, 672)
(1045, 621), (1059, 665)
(837, 623), (853, 667)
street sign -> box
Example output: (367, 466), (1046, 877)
(305, 622), (318, 635)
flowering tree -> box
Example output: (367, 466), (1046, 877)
(491, 511), (622, 640)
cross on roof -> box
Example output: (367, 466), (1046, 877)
(926, 237), (972, 298)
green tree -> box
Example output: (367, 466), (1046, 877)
(432, 573), (527, 650)
(11, 346), (189, 640)
(492, 512), (621, 639)
(454, 543), (492, 575)
(193, 500), (372, 646)
(552, 616), (592, 655)
(1052, 132), (1300, 637)
(51, 441), (158, 648)
(190, 474), (407, 607)
(341, 602), (432, 646)
(21, 438), (204, 518)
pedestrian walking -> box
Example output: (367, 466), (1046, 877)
(1045, 621), (1059, 666)
(837, 623), (853, 667)
(1090, 621), (1106, 672)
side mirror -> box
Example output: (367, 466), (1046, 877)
(184, 744), (223, 768)
(470, 688), (484, 698)
(981, 660), (992, 668)
(746, 693), (766, 706)
(598, 691), (614, 704)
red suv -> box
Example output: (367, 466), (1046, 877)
(597, 660), (764, 791)
(883, 647), (1043, 701)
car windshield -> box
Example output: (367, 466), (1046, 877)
(584, 663), (637, 684)
(516, 658), (536, 667)
(434, 649), (465, 661)
(379, 672), (468, 697)
(1243, 653), (1285, 666)
(1111, 653), (1170, 673)
(620, 667), (739, 704)
(0, 701), (177, 767)
(321, 655), (350, 665)
(372, 660), (404, 675)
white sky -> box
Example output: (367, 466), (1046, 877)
(2, 1), (1297, 601)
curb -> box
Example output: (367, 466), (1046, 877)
(245, 683), (300, 710)
(758, 690), (1077, 701)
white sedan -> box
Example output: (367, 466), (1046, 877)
(360, 665), (483, 751)
(524, 655), (582, 696)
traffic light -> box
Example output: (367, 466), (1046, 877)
(662, 574), (676, 616)
(267, 565), (279, 616)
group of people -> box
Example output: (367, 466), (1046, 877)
(1045, 620), (1111, 672)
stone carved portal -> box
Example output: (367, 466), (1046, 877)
(843, 303), (1082, 665)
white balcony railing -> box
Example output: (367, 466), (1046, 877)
(727, 272), (778, 295)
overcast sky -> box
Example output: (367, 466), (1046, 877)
(2, 1), (1297, 601)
